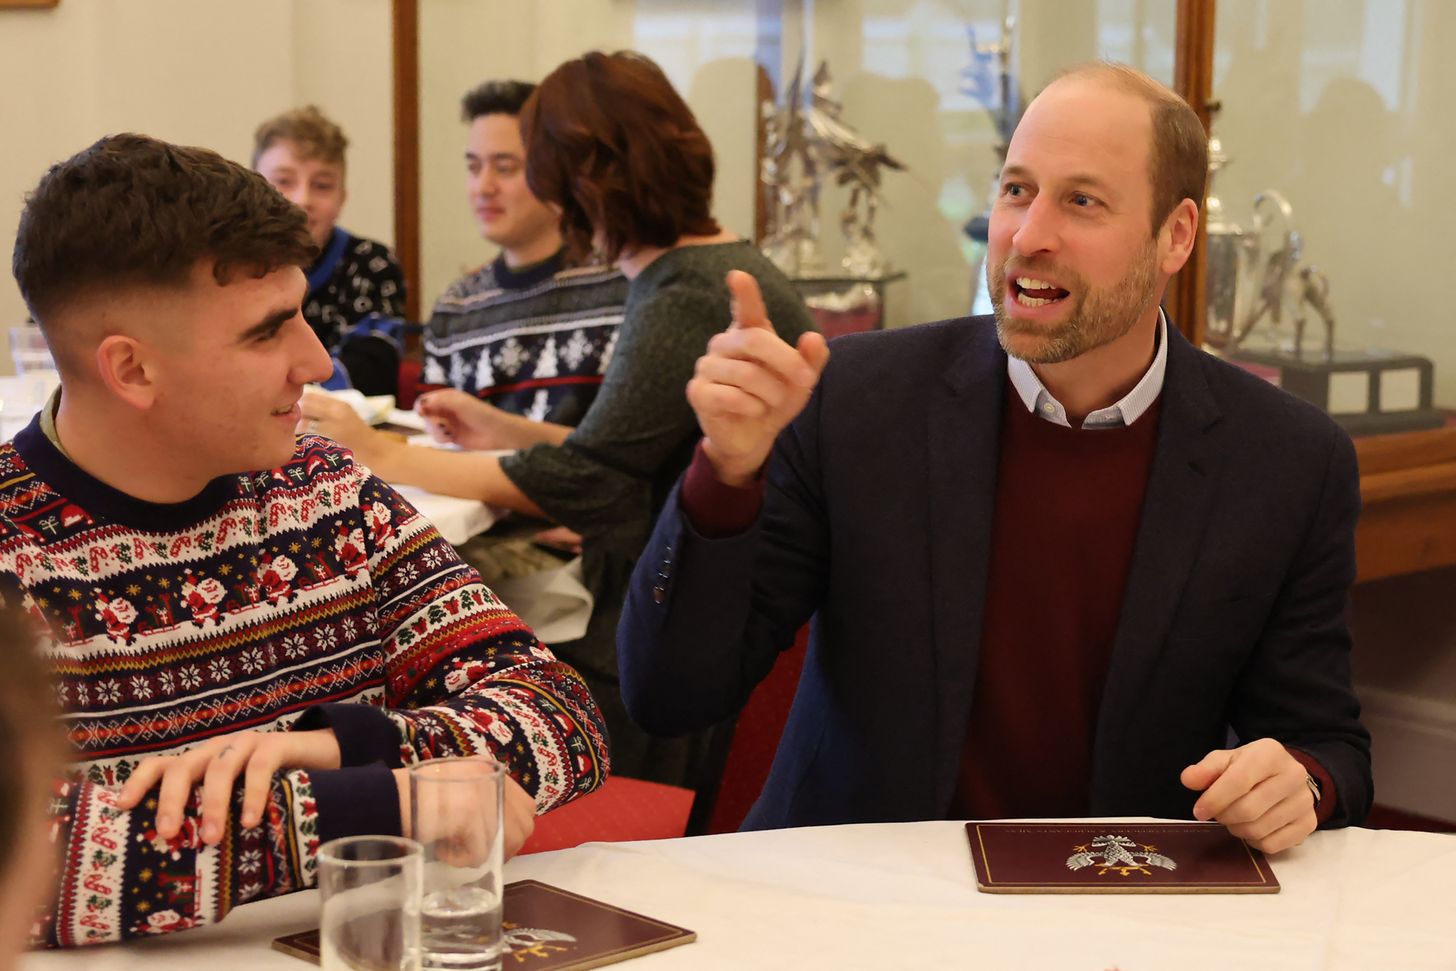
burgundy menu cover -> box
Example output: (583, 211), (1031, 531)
(967, 822), (1280, 894)
(273, 879), (695, 968)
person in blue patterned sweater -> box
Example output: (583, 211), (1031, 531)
(6, 133), (609, 948)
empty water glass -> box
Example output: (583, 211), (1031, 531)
(318, 835), (423, 971)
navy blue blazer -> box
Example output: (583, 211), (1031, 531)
(619, 315), (1372, 831)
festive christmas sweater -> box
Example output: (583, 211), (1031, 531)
(0, 420), (609, 948)
(421, 252), (627, 426)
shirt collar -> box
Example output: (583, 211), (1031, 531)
(1006, 309), (1168, 429)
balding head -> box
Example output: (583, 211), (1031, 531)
(1042, 63), (1208, 235)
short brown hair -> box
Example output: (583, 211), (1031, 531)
(520, 51), (721, 263)
(252, 104), (349, 168)
(11, 133), (316, 338)
(1054, 62), (1208, 234)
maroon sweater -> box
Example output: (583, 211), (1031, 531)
(950, 390), (1161, 818)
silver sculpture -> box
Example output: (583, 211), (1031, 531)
(1203, 122), (1336, 360)
(760, 59), (905, 277)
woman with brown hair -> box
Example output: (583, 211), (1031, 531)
(305, 51), (819, 791)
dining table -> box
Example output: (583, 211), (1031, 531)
(21, 819), (1456, 970)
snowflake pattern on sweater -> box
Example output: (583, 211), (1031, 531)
(422, 255), (627, 426)
(0, 422), (608, 948)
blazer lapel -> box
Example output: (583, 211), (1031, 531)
(926, 319), (1005, 813)
(1095, 329), (1223, 753)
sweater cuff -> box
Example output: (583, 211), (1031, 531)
(1285, 746), (1338, 825)
(311, 762), (404, 844)
(295, 703), (402, 768)
(680, 441), (766, 538)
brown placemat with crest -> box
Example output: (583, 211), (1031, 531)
(967, 821), (1280, 894)
(273, 878), (695, 968)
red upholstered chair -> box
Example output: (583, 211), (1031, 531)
(518, 776), (695, 855)
(702, 626), (810, 834)
(396, 356), (423, 410)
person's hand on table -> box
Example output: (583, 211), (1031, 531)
(687, 270), (830, 487)
(1181, 737), (1317, 854)
(533, 525), (583, 555)
(415, 389), (516, 451)
(117, 728), (342, 845)
(298, 390), (396, 469)
(394, 765), (537, 861)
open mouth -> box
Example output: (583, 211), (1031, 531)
(1012, 276), (1071, 308)
(271, 402), (300, 420)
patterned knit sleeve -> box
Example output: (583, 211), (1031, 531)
(351, 468), (609, 810)
(35, 764), (321, 947)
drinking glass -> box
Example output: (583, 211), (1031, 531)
(409, 757), (507, 971)
(318, 835), (423, 971)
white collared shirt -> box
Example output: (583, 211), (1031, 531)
(1006, 310), (1168, 429)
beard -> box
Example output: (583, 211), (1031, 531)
(990, 239), (1160, 364)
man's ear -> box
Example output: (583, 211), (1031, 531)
(1158, 197), (1200, 276)
(95, 335), (156, 410)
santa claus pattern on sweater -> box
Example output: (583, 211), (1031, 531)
(0, 423), (608, 948)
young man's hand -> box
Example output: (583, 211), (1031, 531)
(1181, 737), (1318, 854)
(394, 766), (537, 861)
(415, 389), (513, 451)
(117, 728), (342, 845)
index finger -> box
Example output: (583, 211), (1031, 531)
(727, 270), (772, 331)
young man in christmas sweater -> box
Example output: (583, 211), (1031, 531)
(7, 134), (609, 948)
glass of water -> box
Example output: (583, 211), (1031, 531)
(318, 835), (423, 971)
(409, 757), (507, 971)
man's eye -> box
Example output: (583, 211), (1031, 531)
(1002, 184), (1024, 198)
(1072, 193), (1095, 207)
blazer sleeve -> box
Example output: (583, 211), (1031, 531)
(1227, 426), (1372, 827)
(618, 370), (835, 736)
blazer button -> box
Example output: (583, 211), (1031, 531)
(652, 585), (666, 604)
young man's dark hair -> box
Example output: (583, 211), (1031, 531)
(13, 134), (315, 370)
(461, 79), (536, 122)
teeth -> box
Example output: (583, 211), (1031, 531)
(1015, 293), (1052, 308)
(1016, 277), (1057, 290)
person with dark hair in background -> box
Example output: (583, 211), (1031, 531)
(0, 608), (63, 968)
(254, 105), (407, 396)
(7, 133), (607, 947)
(310, 81), (629, 587)
(416, 80), (627, 443)
(619, 63), (1371, 848)
(303, 51), (818, 791)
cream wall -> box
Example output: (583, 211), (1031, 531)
(0, 0), (394, 362)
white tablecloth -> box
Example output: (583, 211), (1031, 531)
(23, 820), (1456, 970)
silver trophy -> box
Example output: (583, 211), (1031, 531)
(1209, 126), (1439, 434)
(964, 15), (1024, 315)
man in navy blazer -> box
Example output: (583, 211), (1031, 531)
(618, 63), (1371, 852)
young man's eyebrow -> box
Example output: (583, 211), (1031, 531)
(238, 306), (298, 342)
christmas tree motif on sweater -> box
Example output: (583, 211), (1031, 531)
(334, 523), (368, 576)
(526, 389), (550, 422)
(423, 355), (447, 386)
(257, 554), (298, 604)
(180, 570), (226, 627)
(535, 335), (559, 379)
(92, 588), (138, 645)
